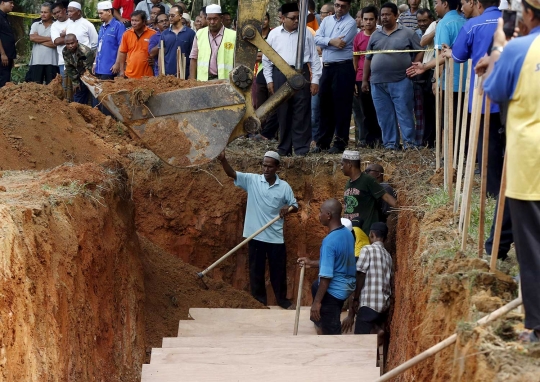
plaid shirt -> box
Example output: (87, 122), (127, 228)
(356, 241), (392, 312)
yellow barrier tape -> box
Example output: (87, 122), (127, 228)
(9, 12), (100, 23)
(353, 48), (434, 55)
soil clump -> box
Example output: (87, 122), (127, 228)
(98, 75), (220, 96)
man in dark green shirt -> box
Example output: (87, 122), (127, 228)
(63, 33), (94, 104)
(341, 150), (397, 234)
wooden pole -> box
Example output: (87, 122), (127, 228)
(460, 77), (483, 251)
(489, 155), (507, 272)
(293, 265), (306, 335)
(478, 97), (491, 258)
(435, 49), (441, 170)
(176, 47), (181, 78)
(453, 62), (464, 169)
(443, 58), (449, 191)
(374, 297), (522, 382)
(182, 54), (186, 80)
(453, 60), (472, 215)
(159, 40), (165, 76)
(447, 58), (455, 199)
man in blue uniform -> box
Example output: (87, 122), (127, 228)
(94, 1), (125, 80)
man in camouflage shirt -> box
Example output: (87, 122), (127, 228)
(63, 33), (94, 104)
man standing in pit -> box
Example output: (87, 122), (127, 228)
(312, 0), (357, 154)
(160, 5), (195, 76)
(365, 163), (397, 223)
(262, 2), (321, 156)
(340, 150), (396, 236)
(94, 1), (125, 81)
(217, 151), (298, 309)
(189, 4), (235, 81)
(65, 2), (98, 50)
(28, 3), (59, 85)
(63, 33), (94, 104)
(0, 0), (15, 87)
(483, 0), (540, 342)
(298, 199), (357, 335)
(113, 10), (156, 78)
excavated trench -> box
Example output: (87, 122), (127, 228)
(1, 82), (538, 381)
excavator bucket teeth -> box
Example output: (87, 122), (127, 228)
(83, 75), (246, 167)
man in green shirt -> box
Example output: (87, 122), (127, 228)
(341, 150), (397, 234)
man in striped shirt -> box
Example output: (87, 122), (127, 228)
(398, 0), (420, 30)
(350, 222), (392, 334)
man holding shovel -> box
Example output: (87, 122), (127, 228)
(218, 151), (298, 309)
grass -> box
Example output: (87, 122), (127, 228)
(426, 188), (450, 210)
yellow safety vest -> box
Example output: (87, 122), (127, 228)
(196, 27), (236, 81)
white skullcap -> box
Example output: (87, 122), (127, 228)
(342, 150), (360, 161)
(68, 1), (82, 10)
(206, 3), (222, 14)
(341, 218), (353, 232)
(264, 151), (280, 163)
(97, 1), (113, 10)
(182, 12), (191, 22)
(499, 0), (509, 9)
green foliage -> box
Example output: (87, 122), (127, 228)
(426, 188), (450, 210)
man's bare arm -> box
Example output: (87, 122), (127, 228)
(382, 192), (397, 208)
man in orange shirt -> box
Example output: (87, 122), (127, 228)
(112, 10), (155, 78)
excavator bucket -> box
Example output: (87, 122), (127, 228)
(82, 75), (247, 167)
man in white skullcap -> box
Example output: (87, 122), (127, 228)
(217, 150), (298, 309)
(340, 150), (396, 235)
(65, 1), (98, 50)
(94, 1), (125, 80)
(189, 3), (236, 81)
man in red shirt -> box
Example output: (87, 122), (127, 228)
(353, 6), (381, 147)
(112, 0), (134, 26)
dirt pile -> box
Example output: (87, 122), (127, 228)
(0, 82), (119, 171)
(98, 75), (218, 96)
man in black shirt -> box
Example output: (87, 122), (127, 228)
(0, 0), (15, 87)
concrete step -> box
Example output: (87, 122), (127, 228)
(141, 363), (380, 382)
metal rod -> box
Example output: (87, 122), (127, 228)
(293, 265), (306, 335)
(295, 0), (308, 70)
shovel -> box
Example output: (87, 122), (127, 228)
(196, 206), (294, 289)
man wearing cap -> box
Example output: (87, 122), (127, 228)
(217, 150), (298, 310)
(65, 2), (98, 50)
(94, 1), (125, 81)
(113, 10), (156, 78)
(159, 5), (195, 76)
(262, 2), (321, 157)
(27, 3), (59, 85)
(298, 199), (356, 335)
(341, 150), (397, 235)
(135, 0), (170, 19)
(0, 0), (15, 87)
(189, 4), (236, 81)
(344, 222), (392, 334)
(482, 0), (540, 342)
(63, 33), (95, 104)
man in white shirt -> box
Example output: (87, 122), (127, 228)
(65, 1), (98, 50)
(51, 2), (70, 88)
(263, 2), (321, 156)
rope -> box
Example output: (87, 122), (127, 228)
(353, 48), (434, 56)
(9, 12), (100, 23)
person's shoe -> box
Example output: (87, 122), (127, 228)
(310, 146), (323, 154)
(277, 150), (289, 156)
(328, 146), (344, 154)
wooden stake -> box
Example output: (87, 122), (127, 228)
(182, 54), (186, 80)
(159, 40), (165, 76)
(478, 97), (491, 258)
(460, 76), (483, 251)
(447, 58), (454, 199)
(443, 58), (449, 191)
(293, 265), (305, 335)
(453, 60), (472, 215)
(489, 155), (507, 272)
(373, 297), (522, 382)
(453, 62), (464, 169)
(435, 48), (441, 170)
(176, 47), (181, 79)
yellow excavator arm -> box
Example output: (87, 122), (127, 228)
(82, 0), (309, 167)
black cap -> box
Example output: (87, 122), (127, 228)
(370, 222), (388, 237)
(282, 2), (299, 14)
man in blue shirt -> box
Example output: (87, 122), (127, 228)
(94, 1), (126, 80)
(451, 0), (504, 197)
(218, 151), (298, 309)
(482, 0), (540, 342)
(312, 0), (357, 154)
(159, 5), (195, 77)
(148, 12), (169, 76)
(298, 198), (356, 335)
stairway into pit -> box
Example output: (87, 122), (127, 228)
(142, 307), (382, 381)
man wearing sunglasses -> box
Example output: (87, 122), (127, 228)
(312, 0), (357, 154)
(159, 5), (195, 76)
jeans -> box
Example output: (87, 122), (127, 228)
(371, 77), (416, 149)
(73, 81), (90, 105)
(354, 306), (387, 334)
(352, 90), (365, 145)
(311, 92), (320, 142)
(311, 280), (345, 335)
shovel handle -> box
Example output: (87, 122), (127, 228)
(293, 264), (305, 335)
(199, 206), (294, 277)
